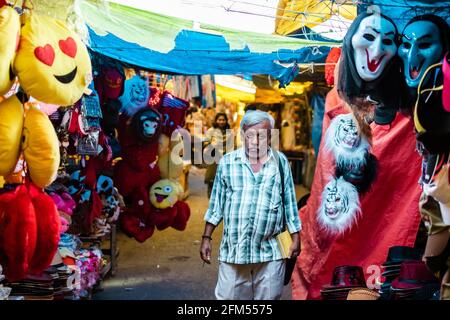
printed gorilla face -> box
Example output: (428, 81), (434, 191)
(131, 108), (162, 143)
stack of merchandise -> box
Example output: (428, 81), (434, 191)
(0, 264), (12, 300)
(58, 233), (105, 299)
(5, 273), (55, 300)
(389, 261), (440, 300)
(379, 246), (423, 299)
(320, 265), (367, 300)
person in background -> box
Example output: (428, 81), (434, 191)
(200, 110), (301, 300)
(203, 113), (234, 198)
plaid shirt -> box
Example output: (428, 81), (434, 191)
(204, 147), (302, 264)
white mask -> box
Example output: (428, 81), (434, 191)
(351, 15), (397, 81)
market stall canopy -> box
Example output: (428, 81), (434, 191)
(276, 0), (450, 40)
(215, 76), (256, 103)
(275, 0), (356, 40)
(78, 0), (336, 77)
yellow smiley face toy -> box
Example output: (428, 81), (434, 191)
(0, 6), (20, 96)
(149, 179), (182, 209)
(14, 13), (92, 106)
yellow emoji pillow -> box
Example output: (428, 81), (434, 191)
(14, 13), (92, 106)
(149, 179), (181, 209)
(0, 95), (24, 176)
(22, 105), (60, 188)
(0, 6), (20, 96)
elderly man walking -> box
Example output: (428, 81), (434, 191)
(200, 110), (302, 300)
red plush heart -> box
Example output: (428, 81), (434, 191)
(34, 44), (55, 66)
(59, 37), (77, 58)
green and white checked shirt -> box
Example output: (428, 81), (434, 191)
(204, 147), (302, 264)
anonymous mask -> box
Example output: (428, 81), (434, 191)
(351, 14), (397, 81)
(399, 20), (444, 88)
(0, 6), (20, 96)
(318, 177), (361, 234)
(149, 179), (180, 209)
(14, 14), (92, 106)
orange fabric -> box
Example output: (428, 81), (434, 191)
(291, 88), (422, 299)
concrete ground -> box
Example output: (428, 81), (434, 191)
(94, 166), (308, 300)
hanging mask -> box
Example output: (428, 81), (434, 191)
(130, 107), (162, 143)
(351, 14), (397, 81)
(335, 151), (378, 194)
(399, 15), (448, 89)
(324, 114), (371, 170)
(318, 177), (361, 234)
(119, 75), (149, 116)
(414, 61), (450, 154)
(103, 68), (124, 99)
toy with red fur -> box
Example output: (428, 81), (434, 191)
(172, 201), (191, 231)
(28, 183), (61, 275)
(0, 185), (37, 281)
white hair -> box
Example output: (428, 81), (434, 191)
(317, 176), (361, 235)
(240, 110), (275, 131)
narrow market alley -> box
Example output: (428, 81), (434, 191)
(94, 166), (308, 300)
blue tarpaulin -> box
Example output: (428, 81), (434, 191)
(80, 1), (335, 77)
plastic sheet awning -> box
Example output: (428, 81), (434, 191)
(79, 0), (336, 76)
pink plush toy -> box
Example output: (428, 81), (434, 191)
(50, 192), (76, 216)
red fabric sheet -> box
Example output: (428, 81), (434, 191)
(291, 88), (422, 299)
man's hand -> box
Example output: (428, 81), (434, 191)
(288, 232), (301, 259)
(200, 238), (212, 264)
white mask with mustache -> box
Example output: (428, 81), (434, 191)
(351, 15), (397, 81)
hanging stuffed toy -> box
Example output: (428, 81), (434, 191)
(0, 5), (20, 96)
(158, 134), (170, 156)
(119, 75), (149, 116)
(158, 131), (184, 180)
(130, 107), (162, 143)
(317, 176), (361, 234)
(149, 179), (180, 210)
(0, 95), (24, 176)
(337, 11), (406, 126)
(0, 185), (37, 281)
(158, 91), (189, 136)
(147, 179), (190, 231)
(22, 104), (60, 188)
(171, 201), (190, 231)
(0, 182), (61, 281)
(28, 183), (61, 274)
(14, 12), (92, 106)
(120, 212), (155, 243)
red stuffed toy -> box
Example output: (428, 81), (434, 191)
(120, 212), (155, 243)
(0, 182), (60, 281)
(172, 201), (191, 231)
